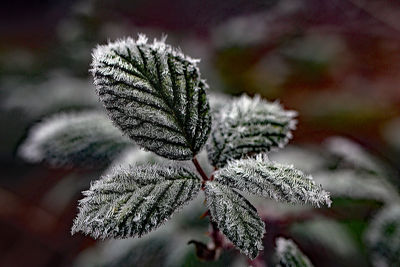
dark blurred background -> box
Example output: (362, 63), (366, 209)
(1, 0), (400, 266)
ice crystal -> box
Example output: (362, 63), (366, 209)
(207, 94), (297, 168)
(91, 34), (211, 160)
(72, 164), (201, 239)
(19, 111), (130, 167)
(275, 237), (314, 267)
(204, 181), (265, 259)
(365, 205), (400, 267)
(214, 154), (331, 207)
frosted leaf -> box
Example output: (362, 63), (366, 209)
(72, 164), (201, 239)
(91, 34), (211, 160)
(204, 181), (265, 259)
(275, 237), (314, 267)
(207, 94), (297, 168)
(313, 170), (399, 203)
(214, 154), (331, 207)
(18, 111), (130, 167)
(365, 205), (400, 267)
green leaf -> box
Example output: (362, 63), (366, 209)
(365, 205), (400, 267)
(91, 34), (211, 160)
(275, 237), (314, 267)
(214, 154), (331, 207)
(72, 164), (201, 239)
(19, 111), (130, 167)
(204, 181), (265, 259)
(207, 94), (297, 168)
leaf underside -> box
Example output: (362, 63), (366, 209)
(91, 35), (211, 160)
(72, 165), (201, 239)
(215, 154), (331, 207)
(19, 111), (130, 167)
(207, 94), (297, 168)
(205, 181), (265, 259)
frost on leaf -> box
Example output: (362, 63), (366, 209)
(365, 205), (400, 267)
(91, 34), (211, 160)
(72, 164), (201, 239)
(275, 237), (314, 267)
(204, 181), (265, 259)
(214, 154), (331, 207)
(19, 111), (130, 167)
(207, 94), (297, 168)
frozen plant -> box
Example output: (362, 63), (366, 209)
(20, 34), (331, 261)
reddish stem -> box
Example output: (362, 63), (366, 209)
(192, 157), (209, 181)
(192, 157), (225, 258)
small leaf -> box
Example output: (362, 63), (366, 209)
(72, 164), (201, 239)
(214, 154), (331, 207)
(91, 34), (211, 160)
(275, 237), (314, 267)
(207, 94), (297, 168)
(19, 111), (130, 167)
(365, 205), (400, 267)
(204, 181), (265, 259)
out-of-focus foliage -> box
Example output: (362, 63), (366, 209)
(275, 237), (313, 267)
(271, 137), (400, 204)
(2, 72), (98, 118)
(365, 205), (400, 267)
(19, 112), (131, 167)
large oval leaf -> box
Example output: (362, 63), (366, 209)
(91, 35), (211, 160)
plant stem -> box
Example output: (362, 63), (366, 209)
(191, 157), (224, 257)
(192, 157), (209, 181)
